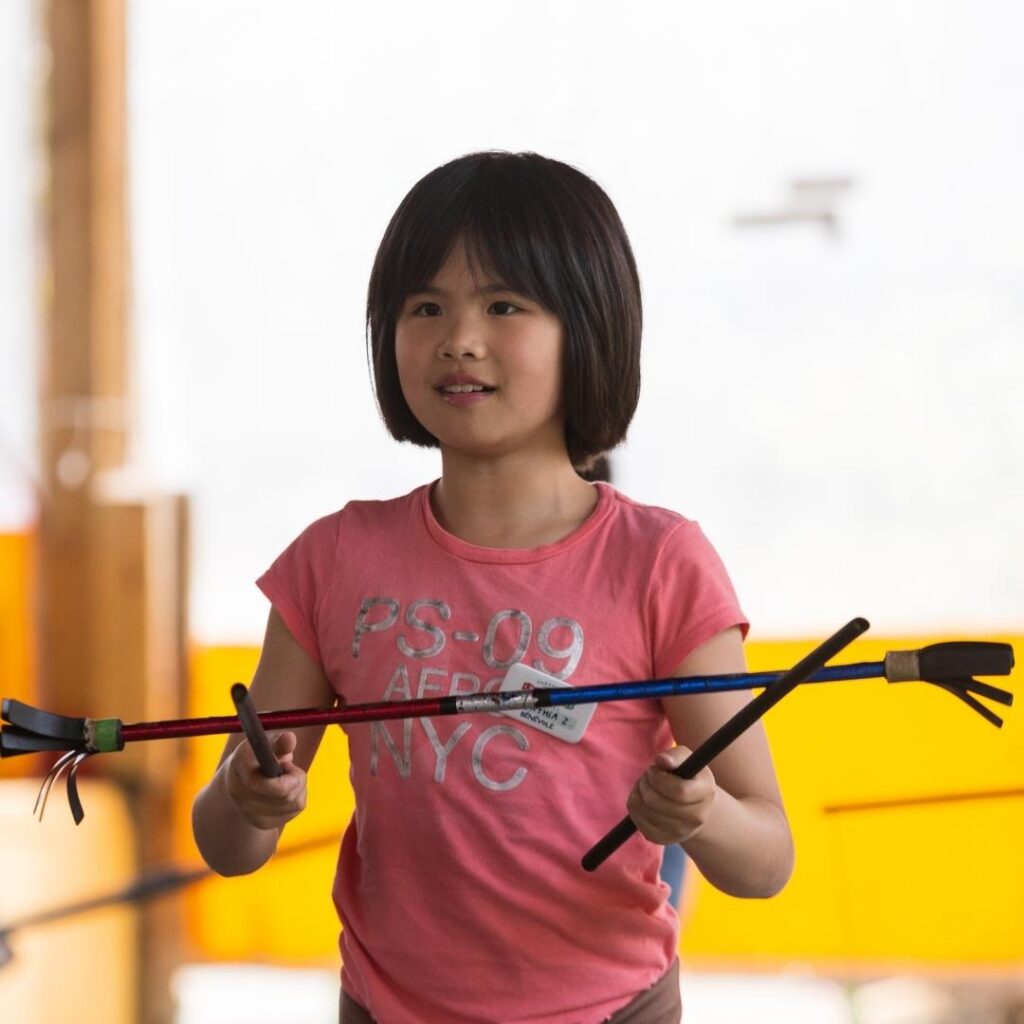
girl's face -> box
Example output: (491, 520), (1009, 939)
(395, 242), (567, 462)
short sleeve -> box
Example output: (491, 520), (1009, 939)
(646, 520), (749, 678)
(256, 512), (342, 667)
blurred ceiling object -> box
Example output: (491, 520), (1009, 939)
(734, 176), (855, 237)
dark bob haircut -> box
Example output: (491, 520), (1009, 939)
(366, 151), (642, 469)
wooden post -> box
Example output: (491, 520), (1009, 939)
(41, 3), (189, 1022)
(42, 0), (129, 708)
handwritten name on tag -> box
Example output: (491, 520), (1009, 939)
(498, 664), (597, 744)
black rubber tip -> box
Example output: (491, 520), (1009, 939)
(231, 682), (284, 779)
(918, 642), (1014, 682)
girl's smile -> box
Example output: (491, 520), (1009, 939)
(435, 371), (497, 405)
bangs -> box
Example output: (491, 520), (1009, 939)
(378, 160), (568, 316)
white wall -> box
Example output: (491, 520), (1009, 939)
(122, 0), (1023, 643)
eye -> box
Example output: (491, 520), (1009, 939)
(410, 302), (442, 317)
(489, 301), (521, 315)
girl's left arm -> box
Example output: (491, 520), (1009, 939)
(627, 625), (794, 898)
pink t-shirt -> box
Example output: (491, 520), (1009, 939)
(258, 482), (747, 1024)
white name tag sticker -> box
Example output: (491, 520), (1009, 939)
(498, 664), (597, 744)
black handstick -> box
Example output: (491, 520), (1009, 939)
(581, 616), (871, 872)
(230, 683), (285, 778)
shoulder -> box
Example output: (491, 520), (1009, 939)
(296, 484), (427, 545)
(265, 485), (428, 579)
(338, 484), (426, 528)
(604, 489), (748, 674)
(598, 484), (703, 559)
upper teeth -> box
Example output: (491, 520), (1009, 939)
(443, 384), (486, 393)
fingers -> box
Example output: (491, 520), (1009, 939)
(652, 746), (691, 773)
(627, 746), (716, 845)
(237, 730), (297, 774)
(270, 730), (298, 766)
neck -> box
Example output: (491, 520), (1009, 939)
(432, 447), (599, 549)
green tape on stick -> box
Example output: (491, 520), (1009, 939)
(91, 718), (123, 753)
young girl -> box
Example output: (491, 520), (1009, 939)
(192, 151), (794, 1024)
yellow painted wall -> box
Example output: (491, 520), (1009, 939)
(177, 634), (1021, 970)
(0, 532), (36, 779)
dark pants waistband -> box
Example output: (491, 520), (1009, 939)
(339, 959), (682, 1024)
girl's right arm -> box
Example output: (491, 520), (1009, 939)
(191, 607), (337, 876)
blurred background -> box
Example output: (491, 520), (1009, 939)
(1, 1), (1021, 1021)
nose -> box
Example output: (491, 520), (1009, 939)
(437, 313), (486, 361)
